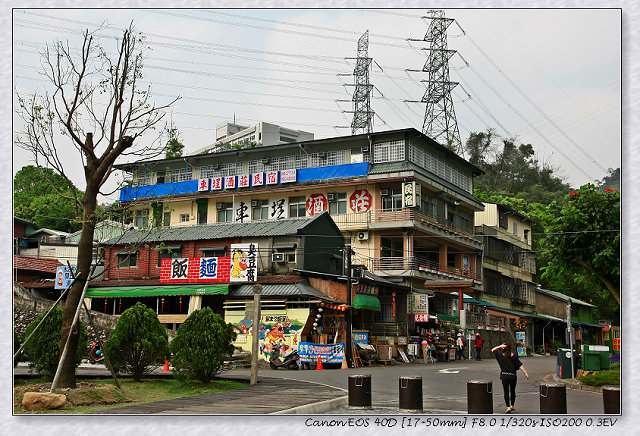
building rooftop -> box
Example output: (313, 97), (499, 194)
(14, 255), (63, 274)
(536, 287), (596, 307)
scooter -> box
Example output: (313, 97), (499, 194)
(269, 344), (300, 370)
(88, 340), (105, 364)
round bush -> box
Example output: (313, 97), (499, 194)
(169, 307), (237, 384)
(24, 307), (88, 379)
(103, 302), (169, 381)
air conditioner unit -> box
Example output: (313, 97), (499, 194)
(272, 253), (285, 263)
(216, 203), (224, 210)
(251, 200), (258, 207)
(381, 189), (389, 197)
(357, 231), (369, 241)
(327, 193), (335, 201)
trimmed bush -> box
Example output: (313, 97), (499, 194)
(103, 302), (169, 382)
(169, 307), (237, 384)
(579, 368), (620, 387)
(23, 308), (88, 379)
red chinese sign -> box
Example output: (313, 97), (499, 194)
(350, 189), (372, 213)
(414, 314), (429, 322)
(306, 193), (327, 216)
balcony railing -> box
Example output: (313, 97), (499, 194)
(357, 255), (482, 281)
(466, 312), (510, 330)
(368, 208), (477, 242)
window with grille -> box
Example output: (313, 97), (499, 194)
(166, 168), (192, 183)
(382, 188), (403, 211)
(179, 213), (190, 223)
(117, 253), (137, 268)
(373, 139), (405, 163)
(135, 209), (149, 227)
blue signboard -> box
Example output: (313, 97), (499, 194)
(298, 342), (345, 364)
(55, 266), (77, 290)
(353, 331), (369, 345)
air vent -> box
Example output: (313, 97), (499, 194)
(272, 253), (285, 262)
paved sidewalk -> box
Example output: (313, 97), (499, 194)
(94, 374), (347, 415)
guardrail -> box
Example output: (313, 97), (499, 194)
(357, 256), (482, 281)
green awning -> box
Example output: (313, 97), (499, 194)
(434, 313), (459, 323)
(352, 294), (381, 311)
(86, 284), (229, 298)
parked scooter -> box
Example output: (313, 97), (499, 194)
(88, 340), (105, 364)
(269, 343), (300, 370)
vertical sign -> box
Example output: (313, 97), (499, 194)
(403, 181), (421, 208)
(230, 243), (258, 282)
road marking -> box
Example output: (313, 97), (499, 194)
(438, 367), (468, 374)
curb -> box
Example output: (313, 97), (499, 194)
(272, 395), (348, 415)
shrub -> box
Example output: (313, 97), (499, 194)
(103, 302), (169, 382)
(169, 307), (237, 384)
(23, 308), (88, 379)
(579, 368), (620, 387)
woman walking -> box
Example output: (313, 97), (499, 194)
(491, 342), (530, 413)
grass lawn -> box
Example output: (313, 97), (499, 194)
(14, 377), (247, 414)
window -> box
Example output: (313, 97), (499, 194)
(513, 221), (518, 236)
(289, 196), (306, 218)
(163, 211), (171, 227)
(420, 196), (435, 217)
(381, 188), (402, 211)
(373, 139), (405, 163)
(157, 247), (182, 267)
(217, 202), (233, 222)
(135, 209), (149, 227)
(328, 193), (347, 215)
(524, 229), (530, 243)
(201, 246), (227, 257)
(252, 199), (269, 221)
(180, 213), (190, 223)
(197, 199), (208, 225)
(381, 237), (403, 258)
(117, 252), (137, 268)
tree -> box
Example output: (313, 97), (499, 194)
(169, 307), (237, 384)
(540, 185), (620, 305)
(15, 23), (178, 388)
(103, 302), (170, 382)
(597, 167), (620, 192)
(164, 122), (184, 159)
(24, 308), (88, 379)
(14, 165), (84, 232)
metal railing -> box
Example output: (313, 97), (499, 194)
(358, 255), (482, 281)
(368, 208), (476, 241)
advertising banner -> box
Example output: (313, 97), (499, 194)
(297, 342), (345, 364)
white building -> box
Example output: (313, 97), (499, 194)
(193, 121), (314, 154)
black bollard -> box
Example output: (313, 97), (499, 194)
(399, 376), (423, 412)
(602, 385), (620, 414)
(539, 383), (567, 414)
(348, 374), (372, 409)
(467, 380), (493, 414)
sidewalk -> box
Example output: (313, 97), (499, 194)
(93, 374), (347, 415)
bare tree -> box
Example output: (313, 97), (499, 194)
(15, 23), (178, 388)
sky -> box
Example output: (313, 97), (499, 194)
(11, 7), (622, 201)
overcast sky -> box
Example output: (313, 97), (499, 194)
(12, 6), (622, 201)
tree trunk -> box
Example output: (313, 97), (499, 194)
(58, 182), (98, 388)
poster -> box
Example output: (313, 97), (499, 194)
(297, 342), (345, 364)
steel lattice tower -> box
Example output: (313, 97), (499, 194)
(419, 11), (462, 154)
(350, 30), (374, 135)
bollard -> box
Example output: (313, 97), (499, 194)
(348, 374), (372, 409)
(602, 385), (620, 414)
(467, 380), (493, 414)
(399, 376), (423, 412)
(539, 383), (567, 414)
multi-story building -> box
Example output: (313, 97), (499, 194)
(193, 121), (315, 154)
(115, 128), (485, 345)
(473, 202), (537, 350)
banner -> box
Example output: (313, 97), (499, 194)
(297, 342), (345, 364)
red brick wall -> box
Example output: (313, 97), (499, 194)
(104, 238), (240, 281)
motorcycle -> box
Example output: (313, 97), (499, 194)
(269, 343), (300, 370)
(88, 340), (105, 364)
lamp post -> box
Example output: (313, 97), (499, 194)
(345, 245), (353, 367)
(250, 284), (263, 385)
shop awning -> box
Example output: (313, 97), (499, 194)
(86, 284), (229, 298)
(352, 294), (381, 311)
(463, 296), (495, 307)
(434, 313), (458, 323)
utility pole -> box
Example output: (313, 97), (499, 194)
(567, 300), (575, 379)
(345, 244), (353, 367)
(250, 284), (263, 385)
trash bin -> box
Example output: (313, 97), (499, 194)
(539, 383), (567, 414)
(602, 385), (620, 414)
(377, 344), (392, 362)
(582, 351), (601, 371)
(556, 348), (579, 378)
(399, 376), (423, 412)
(467, 380), (493, 414)
(348, 374), (372, 409)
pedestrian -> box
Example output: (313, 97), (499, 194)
(491, 342), (530, 413)
(456, 333), (465, 360)
(474, 333), (484, 360)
